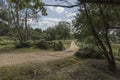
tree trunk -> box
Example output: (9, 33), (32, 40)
(25, 8), (28, 42)
(83, 3), (116, 72)
(99, 5), (116, 71)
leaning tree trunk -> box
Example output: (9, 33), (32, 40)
(83, 3), (116, 72)
(99, 5), (116, 71)
(25, 8), (28, 42)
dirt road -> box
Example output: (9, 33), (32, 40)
(0, 41), (78, 67)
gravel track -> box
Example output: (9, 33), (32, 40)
(0, 41), (78, 67)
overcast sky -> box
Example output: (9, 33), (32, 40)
(28, 0), (79, 30)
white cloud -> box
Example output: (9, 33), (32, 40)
(37, 21), (55, 28)
(48, 6), (64, 13)
(55, 7), (64, 13)
(48, 6), (54, 10)
(65, 18), (75, 22)
(66, 12), (76, 17)
(28, 17), (63, 30)
(43, 17), (74, 23)
(65, 11), (68, 14)
(28, 17), (75, 30)
(28, 20), (55, 30)
(43, 18), (62, 22)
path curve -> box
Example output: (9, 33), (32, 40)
(0, 41), (78, 67)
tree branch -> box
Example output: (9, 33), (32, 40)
(110, 27), (120, 29)
(44, 4), (78, 8)
(80, 0), (120, 5)
(0, 19), (8, 25)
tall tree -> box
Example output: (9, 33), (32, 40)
(44, 21), (71, 40)
(7, 0), (47, 44)
(73, 1), (120, 71)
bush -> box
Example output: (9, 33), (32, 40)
(84, 37), (96, 45)
(36, 41), (54, 49)
(54, 41), (65, 51)
(36, 41), (48, 49)
(15, 41), (32, 48)
(35, 41), (65, 51)
(74, 44), (104, 59)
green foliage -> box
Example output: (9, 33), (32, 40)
(0, 56), (119, 80)
(8, 0), (47, 15)
(35, 40), (65, 51)
(54, 41), (65, 51)
(35, 41), (54, 49)
(111, 44), (120, 57)
(59, 40), (71, 49)
(30, 28), (43, 42)
(74, 44), (104, 59)
(15, 41), (32, 48)
(5, 0), (47, 44)
(0, 57), (79, 80)
(0, 36), (14, 45)
(0, 8), (9, 22)
(0, 65), (49, 80)
(73, 1), (120, 71)
(44, 21), (71, 40)
(0, 22), (10, 36)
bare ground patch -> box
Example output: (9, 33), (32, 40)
(0, 41), (78, 67)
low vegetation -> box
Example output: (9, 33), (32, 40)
(0, 56), (120, 80)
(0, 39), (71, 54)
(74, 44), (104, 59)
(111, 44), (120, 57)
(35, 40), (65, 51)
(0, 0), (120, 79)
(76, 41), (120, 58)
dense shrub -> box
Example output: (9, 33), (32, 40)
(15, 41), (32, 48)
(54, 41), (65, 51)
(36, 41), (54, 49)
(36, 41), (65, 51)
(74, 44), (104, 59)
(36, 41), (48, 49)
(0, 42), (7, 45)
(84, 37), (96, 45)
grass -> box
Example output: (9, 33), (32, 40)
(0, 36), (15, 49)
(75, 41), (85, 48)
(0, 39), (72, 54)
(111, 44), (120, 57)
(61, 40), (72, 49)
(0, 44), (14, 49)
(54, 39), (72, 49)
(0, 47), (54, 54)
(76, 41), (120, 57)
(0, 56), (79, 80)
(0, 56), (120, 80)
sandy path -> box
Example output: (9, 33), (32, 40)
(0, 41), (78, 67)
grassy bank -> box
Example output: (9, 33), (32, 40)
(111, 44), (120, 56)
(0, 39), (72, 54)
(54, 40), (72, 49)
(0, 36), (15, 49)
(76, 41), (120, 57)
(0, 56), (120, 80)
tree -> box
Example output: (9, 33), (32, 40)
(55, 21), (71, 39)
(44, 21), (71, 40)
(0, 7), (9, 36)
(54, 0), (119, 72)
(30, 28), (43, 42)
(6, 0), (47, 44)
(73, 1), (120, 71)
(0, 21), (10, 36)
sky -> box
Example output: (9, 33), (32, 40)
(28, 0), (79, 30)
